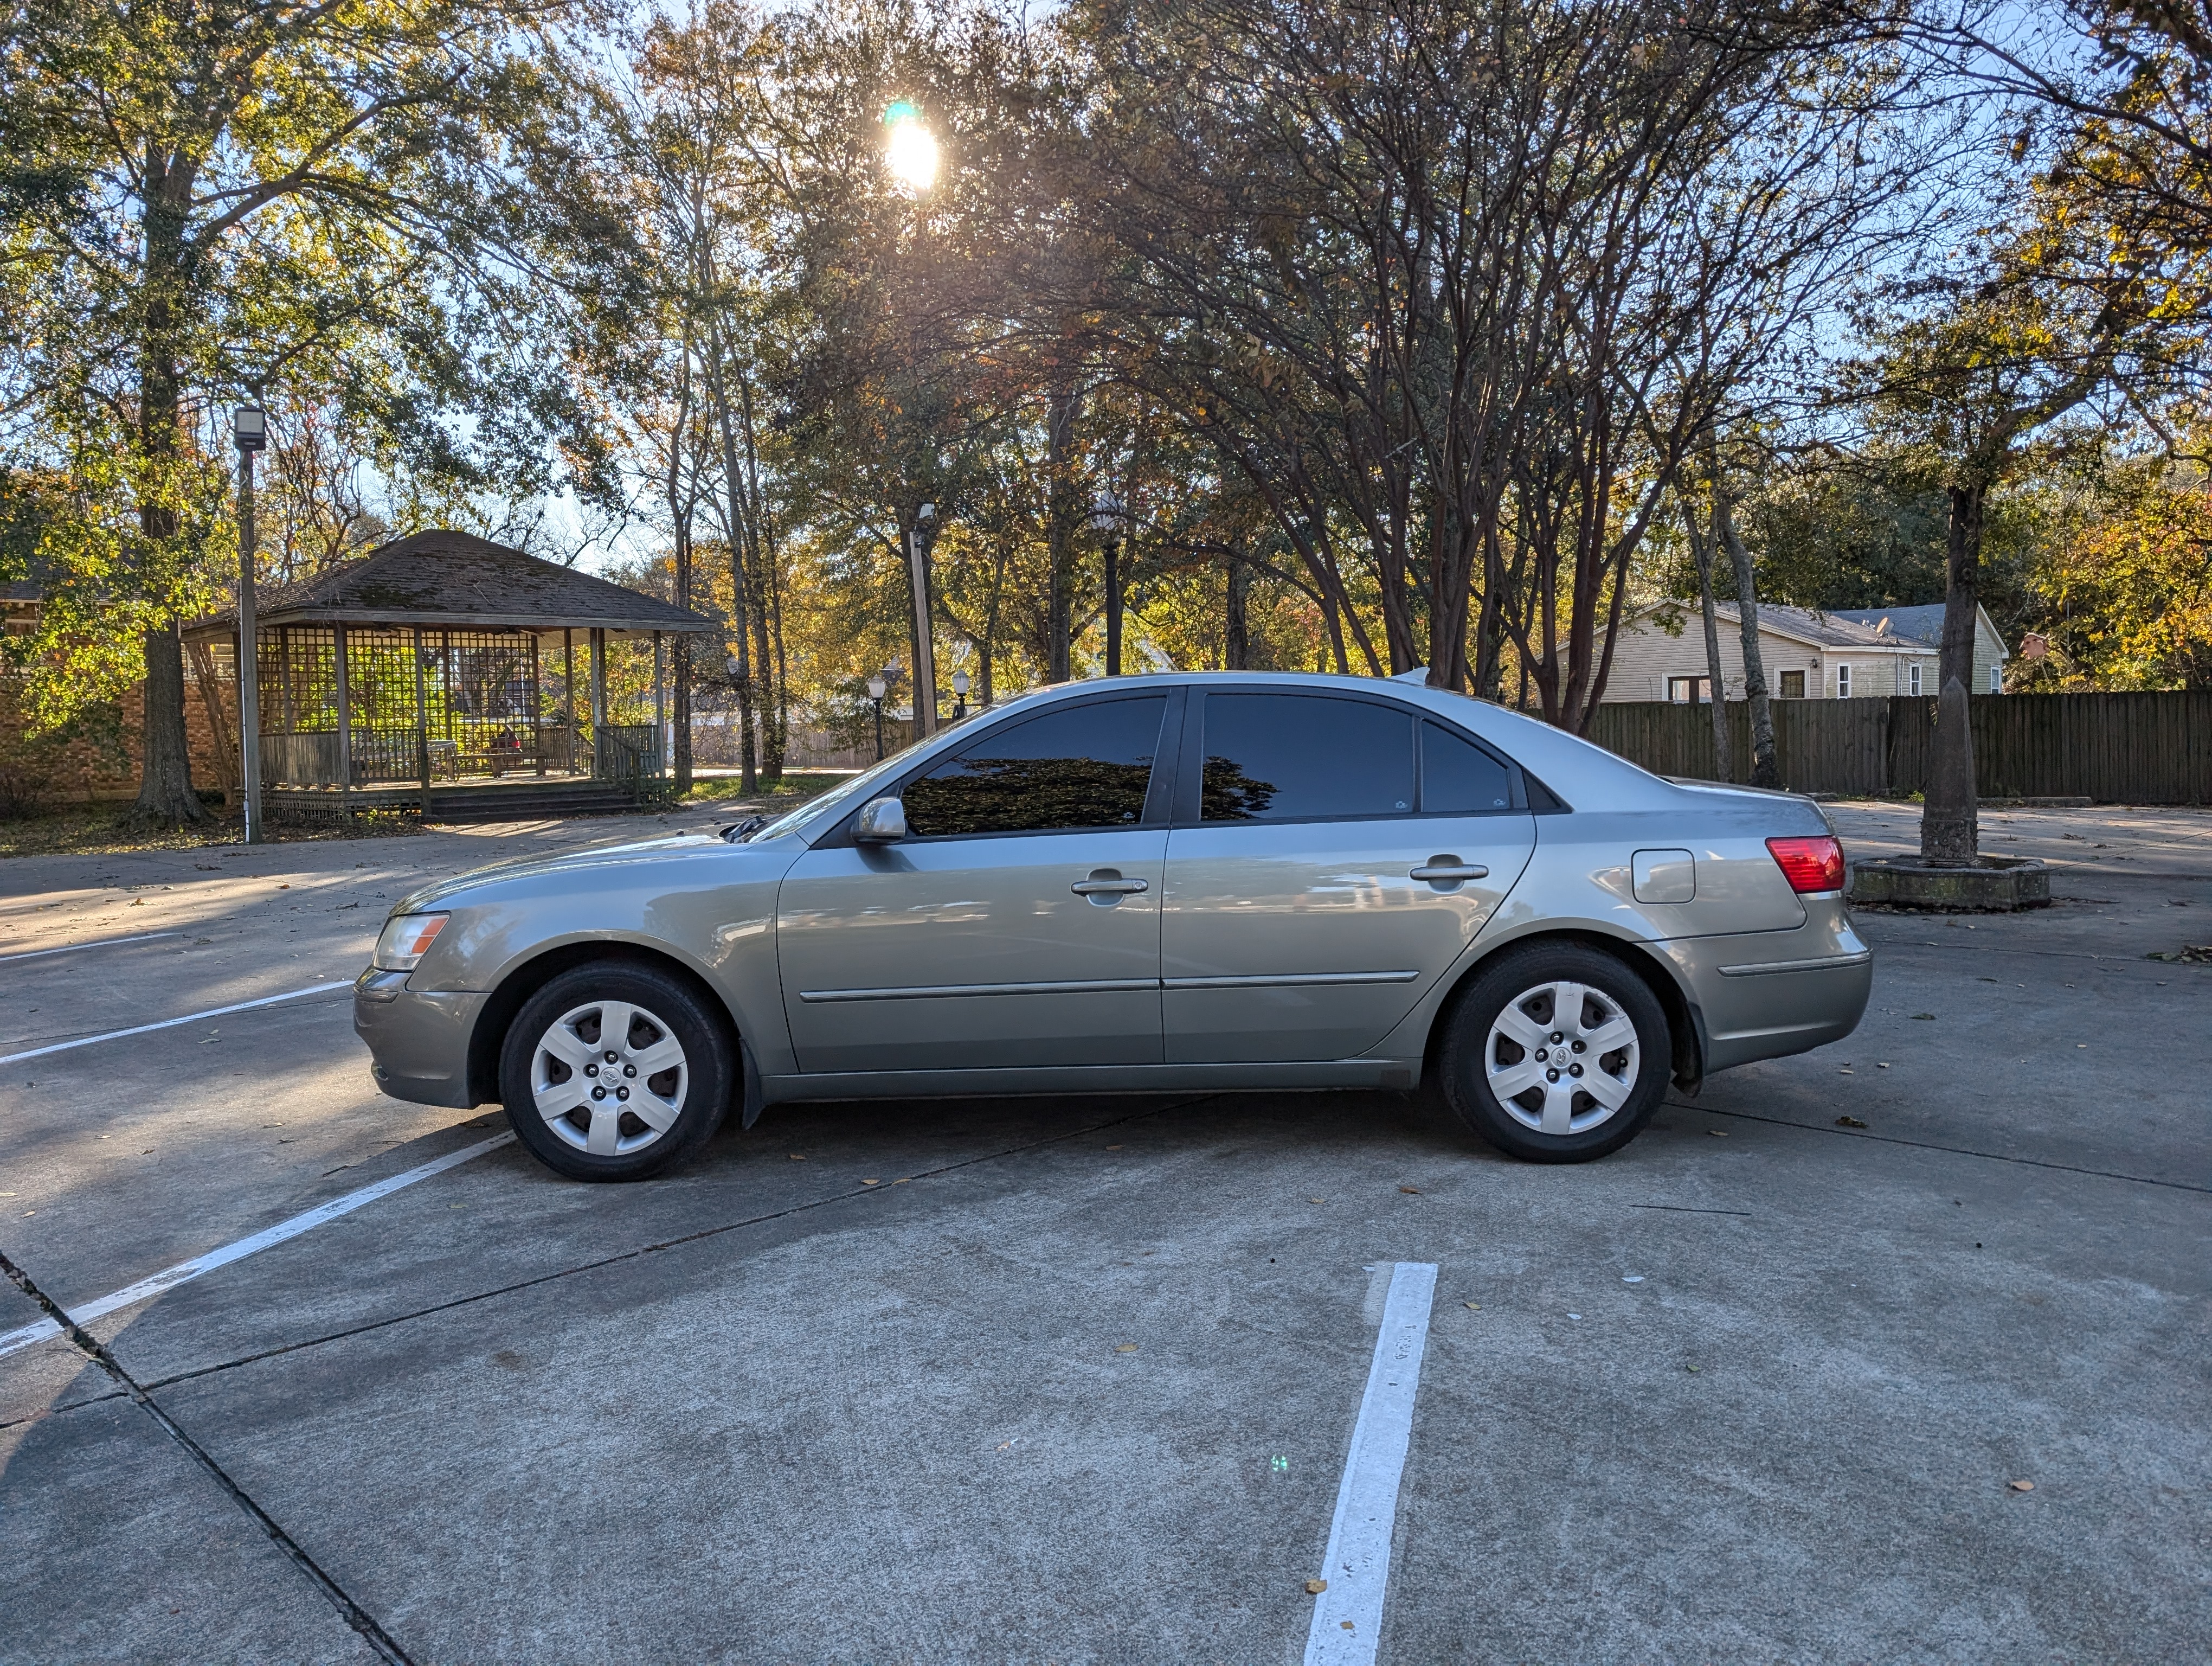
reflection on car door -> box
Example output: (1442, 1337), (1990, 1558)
(1161, 692), (1535, 1062)
(775, 694), (1174, 1073)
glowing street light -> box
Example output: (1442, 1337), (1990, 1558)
(884, 100), (937, 193)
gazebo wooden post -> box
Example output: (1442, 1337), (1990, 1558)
(563, 628), (577, 776)
(589, 627), (607, 777)
(653, 630), (665, 777)
(333, 621), (353, 823)
(413, 626), (431, 799)
(529, 632), (544, 776)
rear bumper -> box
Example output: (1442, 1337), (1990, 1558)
(1652, 899), (1872, 1073)
(353, 970), (487, 1108)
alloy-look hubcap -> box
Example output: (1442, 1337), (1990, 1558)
(1483, 980), (1639, 1137)
(531, 999), (689, 1156)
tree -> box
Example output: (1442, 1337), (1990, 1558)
(1, 0), (610, 821)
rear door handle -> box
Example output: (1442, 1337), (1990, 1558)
(1410, 860), (1489, 883)
(1072, 876), (1150, 895)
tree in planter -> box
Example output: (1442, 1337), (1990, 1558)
(1, 0), (612, 823)
(1857, 280), (2138, 862)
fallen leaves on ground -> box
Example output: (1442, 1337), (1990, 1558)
(2009, 1479), (2036, 1492)
(2146, 945), (2212, 964)
(1305, 1579), (1328, 1595)
(1837, 1115), (1869, 1129)
(1114, 1343), (1139, 1353)
(1399, 1185), (1420, 1194)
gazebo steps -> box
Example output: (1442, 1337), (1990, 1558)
(424, 781), (645, 822)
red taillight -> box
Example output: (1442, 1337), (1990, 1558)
(1766, 835), (1847, 894)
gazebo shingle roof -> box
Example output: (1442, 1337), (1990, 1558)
(184, 530), (719, 639)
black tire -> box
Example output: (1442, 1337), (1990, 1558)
(498, 961), (735, 1181)
(1436, 942), (1671, 1163)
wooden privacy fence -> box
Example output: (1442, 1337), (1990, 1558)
(1583, 691), (2212, 804)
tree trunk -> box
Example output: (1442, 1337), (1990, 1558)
(1921, 483), (1986, 865)
(129, 168), (207, 825)
(1715, 486), (1778, 789)
(133, 621), (205, 823)
(1224, 558), (1250, 670)
(1684, 503), (1731, 783)
(1045, 380), (1082, 682)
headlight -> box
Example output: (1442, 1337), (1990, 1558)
(372, 913), (450, 971)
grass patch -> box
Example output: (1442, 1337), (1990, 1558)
(0, 802), (423, 858)
(677, 771), (847, 807)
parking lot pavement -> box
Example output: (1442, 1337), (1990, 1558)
(3, 810), (2208, 1663)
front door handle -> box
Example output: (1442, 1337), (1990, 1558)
(1072, 870), (1150, 900)
(1410, 858), (1489, 883)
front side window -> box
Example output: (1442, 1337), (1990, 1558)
(1909, 662), (1922, 696)
(1779, 670), (1805, 699)
(1836, 664), (1852, 699)
(1989, 665), (2001, 693)
(1200, 694), (1414, 822)
(903, 696), (1167, 836)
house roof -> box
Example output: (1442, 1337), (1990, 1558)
(1827, 605), (1950, 647)
(182, 530), (719, 641)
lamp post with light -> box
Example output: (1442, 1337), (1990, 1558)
(905, 502), (940, 737)
(951, 667), (969, 721)
(1090, 490), (1124, 677)
(233, 406), (267, 843)
(867, 670), (889, 761)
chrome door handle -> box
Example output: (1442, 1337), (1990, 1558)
(1410, 861), (1488, 882)
(1071, 876), (1149, 895)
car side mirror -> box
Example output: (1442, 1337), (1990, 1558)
(852, 797), (908, 843)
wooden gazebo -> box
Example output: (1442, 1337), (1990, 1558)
(184, 530), (719, 819)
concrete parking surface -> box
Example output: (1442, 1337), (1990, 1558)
(2, 803), (2207, 1663)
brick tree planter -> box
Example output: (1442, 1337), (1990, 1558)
(1849, 855), (2051, 912)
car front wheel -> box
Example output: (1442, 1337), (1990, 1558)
(1437, 943), (1670, 1163)
(498, 962), (734, 1181)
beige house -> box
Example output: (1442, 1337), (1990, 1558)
(1600, 601), (2010, 704)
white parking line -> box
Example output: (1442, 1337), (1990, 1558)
(0, 981), (353, 1066)
(1306, 1261), (1438, 1665)
(0, 931), (182, 965)
(0, 1132), (515, 1360)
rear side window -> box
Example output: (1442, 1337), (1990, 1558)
(904, 696), (1167, 836)
(1421, 722), (1514, 813)
(1200, 694), (1414, 821)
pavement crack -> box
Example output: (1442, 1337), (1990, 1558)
(0, 1245), (416, 1664)
(1665, 1103), (2212, 1193)
(140, 1095), (1213, 1396)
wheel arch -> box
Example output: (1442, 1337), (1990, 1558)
(465, 940), (743, 1106)
(1420, 926), (1706, 1095)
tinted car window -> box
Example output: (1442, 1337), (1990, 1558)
(904, 696), (1167, 836)
(1200, 694), (1414, 822)
(1422, 722), (1515, 813)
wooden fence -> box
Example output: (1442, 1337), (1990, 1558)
(1583, 691), (2212, 804)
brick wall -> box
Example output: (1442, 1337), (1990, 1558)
(1, 669), (235, 808)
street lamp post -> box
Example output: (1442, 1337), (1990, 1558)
(905, 503), (938, 736)
(951, 667), (969, 722)
(234, 406), (267, 843)
(867, 672), (888, 762)
(1090, 490), (1124, 678)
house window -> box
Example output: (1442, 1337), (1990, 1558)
(1836, 664), (1852, 699)
(1909, 662), (1922, 696)
(1989, 665), (2001, 693)
(1666, 676), (1712, 704)
(1779, 670), (1805, 699)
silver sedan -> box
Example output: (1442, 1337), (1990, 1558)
(354, 672), (1870, 1180)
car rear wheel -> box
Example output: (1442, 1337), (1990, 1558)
(1436, 943), (1670, 1163)
(499, 962), (734, 1181)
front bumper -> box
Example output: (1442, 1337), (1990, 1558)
(1652, 898), (1873, 1073)
(353, 969), (489, 1108)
